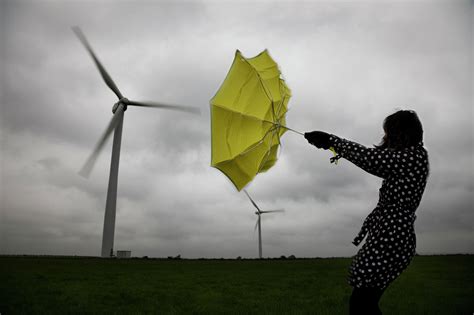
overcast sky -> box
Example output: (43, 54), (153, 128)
(1, 0), (472, 258)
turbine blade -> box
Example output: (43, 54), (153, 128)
(125, 100), (200, 115)
(72, 26), (123, 100)
(244, 190), (260, 212)
(260, 209), (285, 214)
(254, 218), (259, 232)
(79, 105), (124, 178)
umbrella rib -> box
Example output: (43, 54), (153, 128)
(211, 103), (290, 133)
(239, 54), (276, 118)
(257, 125), (278, 173)
(232, 70), (255, 111)
(240, 52), (274, 101)
(237, 124), (277, 158)
(277, 123), (284, 158)
(275, 94), (284, 119)
(273, 78), (288, 123)
(271, 100), (277, 126)
(257, 76), (275, 121)
(211, 104), (299, 137)
(276, 81), (288, 117)
(210, 103), (276, 126)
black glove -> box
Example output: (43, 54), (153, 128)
(304, 131), (331, 150)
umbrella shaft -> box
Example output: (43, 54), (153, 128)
(282, 125), (304, 136)
(262, 119), (303, 136)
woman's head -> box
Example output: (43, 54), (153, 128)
(377, 110), (423, 150)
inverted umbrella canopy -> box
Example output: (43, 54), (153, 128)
(210, 50), (292, 191)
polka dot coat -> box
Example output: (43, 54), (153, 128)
(329, 135), (429, 289)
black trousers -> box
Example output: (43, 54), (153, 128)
(349, 287), (385, 315)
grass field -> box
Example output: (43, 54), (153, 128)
(1, 255), (473, 314)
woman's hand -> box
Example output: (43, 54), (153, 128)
(304, 131), (331, 149)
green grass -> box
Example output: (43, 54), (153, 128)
(1, 255), (473, 314)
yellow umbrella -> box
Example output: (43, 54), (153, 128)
(210, 50), (298, 191)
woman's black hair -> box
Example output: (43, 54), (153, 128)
(376, 110), (423, 150)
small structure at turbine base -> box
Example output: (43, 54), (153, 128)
(116, 250), (131, 258)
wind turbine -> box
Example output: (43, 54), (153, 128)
(72, 27), (200, 258)
(244, 190), (284, 259)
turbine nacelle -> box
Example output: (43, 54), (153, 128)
(113, 98), (129, 113)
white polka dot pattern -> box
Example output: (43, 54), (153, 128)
(329, 135), (429, 289)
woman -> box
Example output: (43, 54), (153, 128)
(305, 110), (429, 315)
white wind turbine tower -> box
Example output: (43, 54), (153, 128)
(73, 27), (200, 258)
(244, 190), (284, 259)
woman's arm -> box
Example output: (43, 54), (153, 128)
(304, 130), (420, 179)
(329, 134), (413, 179)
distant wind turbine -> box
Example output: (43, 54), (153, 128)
(244, 190), (284, 259)
(73, 26), (200, 258)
